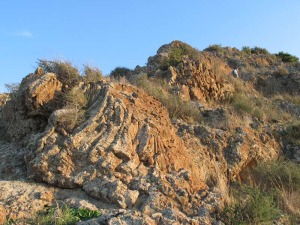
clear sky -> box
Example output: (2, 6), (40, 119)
(1, 1), (300, 93)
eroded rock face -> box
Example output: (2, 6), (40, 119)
(166, 57), (234, 102)
(0, 60), (284, 223)
(24, 82), (209, 218)
(2, 72), (62, 144)
(23, 72), (62, 116)
(174, 120), (279, 185)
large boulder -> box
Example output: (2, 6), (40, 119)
(2, 72), (62, 143)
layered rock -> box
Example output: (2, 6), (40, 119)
(16, 79), (216, 221)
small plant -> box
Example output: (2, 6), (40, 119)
(72, 208), (101, 220)
(32, 205), (101, 225)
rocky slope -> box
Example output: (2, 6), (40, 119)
(0, 41), (299, 224)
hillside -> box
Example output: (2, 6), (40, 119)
(0, 41), (299, 224)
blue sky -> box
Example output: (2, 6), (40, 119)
(1, 1), (300, 93)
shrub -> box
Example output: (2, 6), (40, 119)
(158, 41), (201, 70)
(4, 83), (20, 99)
(276, 52), (299, 63)
(231, 93), (254, 115)
(284, 122), (300, 145)
(38, 59), (81, 88)
(273, 66), (289, 77)
(61, 87), (88, 132)
(250, 47), (270, 55)
(110, 67), (132, 79)
(241, 46), (252, 55)
(250, 159), (300, 221)
(82, 65), (103, 83)
(169, 47), (185, 66)
(222, 186), (280, 224)
(64, 87), (87, 109)
(204, 44), (223, 53)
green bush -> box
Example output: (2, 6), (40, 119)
(38, 59), (81, 88)
(241, 46), (252, 55)
(250, 47), (270, 55)
(276, 52), (299, 63)
(204, 44), (224, 53)
(222, 186), (280, 225)
(159, 41), (201, 70)
(231, 93), (254, 115)
(110, 67), (132, 79)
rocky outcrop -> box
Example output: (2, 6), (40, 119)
(144, 41), (235, 104)
(1, 41), (293, 223)
(11, 79), (220, 222)
(166, 57), (234, 102)
(2, 71), (62, 144)
(174, 119), (279, 185)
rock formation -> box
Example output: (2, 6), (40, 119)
(1, 40), (297, 224)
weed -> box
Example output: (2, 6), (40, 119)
(30, 205), (100, 225)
